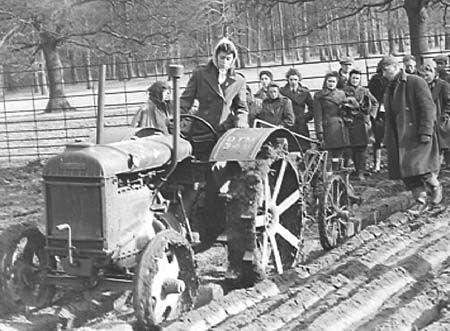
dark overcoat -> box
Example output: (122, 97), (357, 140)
(384, 70), (440, 179)
(257, 96), (295, 128)
(429, 78), (450, 150)
(342, 84), (378, 147)
(280, 83), (314, 149)
(313, 88), (349, 149)
(180, 60), (247, 134)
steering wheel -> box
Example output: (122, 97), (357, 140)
(170, 114), (218, 161)
(171, 114), (218, 142)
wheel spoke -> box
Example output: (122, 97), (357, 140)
(276, 190), (300, 215)
(275, 224), (300, 248)
(261, 232), (269, 269)
(269, 233), (283, 274)
(264, 174), (271, 213)
(272, 159), (287, 204)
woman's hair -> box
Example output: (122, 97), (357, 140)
(322, 71), (339, 88)
(285, 68), (302, 80)
(259, 70), (273, 80)
(349, 68), (362, 77)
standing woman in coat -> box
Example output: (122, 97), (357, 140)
(421, 59), (450, 169)
(313, 71), (349, 160)
(256, 83), (295, 128)
(381, 56), (442, 215)
(342, 69), (379, 181)
(280, 68), (314, 151)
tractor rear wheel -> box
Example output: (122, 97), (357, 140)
(133, 229), (198, 330)
(0, 220), (55, 314)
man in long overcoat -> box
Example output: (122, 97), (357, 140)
(381, 56), (442, 214)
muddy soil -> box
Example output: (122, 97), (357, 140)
(0, 160), (445, 331)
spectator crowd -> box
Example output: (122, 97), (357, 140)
(132, 37), (450, 215)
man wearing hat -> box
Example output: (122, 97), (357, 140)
(433, 54), (450, 83)
(337, 57), (354, 89)
(380, 56), (442, 215)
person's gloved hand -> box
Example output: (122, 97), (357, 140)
(317, 132), (324, 142)
(419, 134), (431, 144)
(235, 114), (249, 128)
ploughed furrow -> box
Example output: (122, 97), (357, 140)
(279, 217), (450, 331)
(217, 219), (450, 331)
(300, 228), (450, 331)
(357, 266), (450, 331)
(165, 211), (450, 331)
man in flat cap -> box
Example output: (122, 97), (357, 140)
(380, 56), (442, 215)
(337, 57), (354, 89)
(433, 54), (450, 83)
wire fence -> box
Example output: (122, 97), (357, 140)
(1, 38), (449, 167)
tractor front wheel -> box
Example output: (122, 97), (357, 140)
(133, 229), (198, 330)
(0, 220), (55, 314)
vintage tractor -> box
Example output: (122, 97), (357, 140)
(0, 65), (356, 329)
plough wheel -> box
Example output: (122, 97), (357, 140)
(257, 158), (302, 275)
(318, 175), (350, 250)
(133, 229), (198, 330)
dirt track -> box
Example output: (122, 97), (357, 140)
(1, 162), (450, 330)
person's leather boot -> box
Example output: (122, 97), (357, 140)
(430, 183), (443, 205)
(407, 190), (428, 216)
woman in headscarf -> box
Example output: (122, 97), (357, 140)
(180, 37), (248, 136)
(131, 81), (171, 133)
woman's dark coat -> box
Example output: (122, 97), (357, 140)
(313, 88), (349, 149)
(257, 96), (295, 128)
(279, 83), (314, 149)
(429, 78), (450, 150)
(384, 70), (440, 179)
(342, 84), (378, 147)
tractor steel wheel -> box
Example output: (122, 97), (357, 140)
(318, 175), (350, 250)
(0, 220), (55, 313)
(257, 158), (302, 275)
(133, 229), (198, 330)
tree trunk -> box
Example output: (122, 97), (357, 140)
(376, 13), (384, 54)
(277, 3), (286, 65)
(270, 9), (277, 62)
(404, 0), (429, 62)
(446, 24), (450, 49)
(82, 51), (93, 90)
(256, 11), (262, 66)
(359, 17), (369, 57)
(126, 55), (136, 79)
(68, 49), (79, 84)
(302, 3), (310, 63)
(246, 8), (252, 65)
(40, 32), (75, 112)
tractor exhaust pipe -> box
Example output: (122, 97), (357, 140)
(96, 64), (106, 144)
(164, 64), (184, 180)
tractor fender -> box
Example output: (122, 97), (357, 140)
(209, 127), (301, 162)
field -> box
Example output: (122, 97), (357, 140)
(2, 54), (450, 330)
